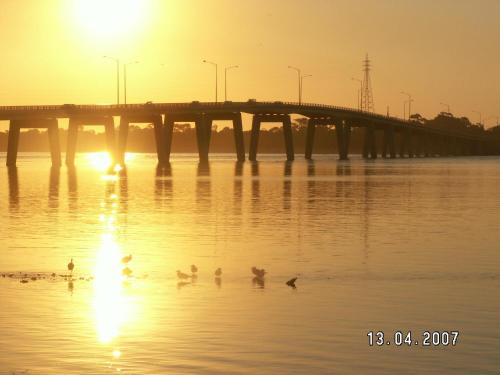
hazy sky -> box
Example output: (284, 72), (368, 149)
(0, 0), (499, 126)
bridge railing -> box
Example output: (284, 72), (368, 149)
(0, 101), (495, 142)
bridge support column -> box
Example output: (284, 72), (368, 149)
(7, 119), (61, 167)
(414, 132), (422, 157)
(233, 113), (246, 162)
(48, 120), (61, 167)
(152, 116), (166, 165)
(6, 122), (20, 167)
(305, 120), (316, 160)
(67, 116), (116, 166)
(283, 115), (294, 161)
(382, 126), (396, 158)
(344, 123), (351, 158)
(163, 116), (174, 163)
(118, 115), (162, 165)
(118, 117), (129, 165)
(363, 125), (377, 159)
(66, 119), (78, 166)
(249, 116), (261, 161)
(399, 130), (407, 157)
(249, 114), (293, 161)
(195, 116), (209, 163)
(335, 122), (348, 160)
(407, 130), (414, 158)
(362, 127), (369, 159)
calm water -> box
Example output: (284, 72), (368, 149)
(0, 153), (499, 374)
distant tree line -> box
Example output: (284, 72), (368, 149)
(0, 113), (498, 154)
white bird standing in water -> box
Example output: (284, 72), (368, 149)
(67, 258), (74, 276)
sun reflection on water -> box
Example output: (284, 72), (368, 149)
(92, 164), (136, 346)
(85, 152), (136, 172)
(93, 234), (131, 344)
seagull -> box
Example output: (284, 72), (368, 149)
(252, 276), (265, 288)
(251, 267), (266, 279)
(122, 267), (133, 277)
(67, 258), (74, 275)
(191, 265), (198, 274)
(286, 277), (298, 288)
(215, 268), (222, 277)
(177, 270), (190, 280)
(121, 255), (133, 264)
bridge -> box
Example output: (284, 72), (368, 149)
(2, 101), (498, 167)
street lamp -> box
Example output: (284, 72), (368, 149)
(203, 60), (218, 102)
(224, 65), (239, 101)
(103, 56), (120, 105)
(472, 110), (482, 126)
(300, 74), (312, 103)
(401, 91), (413, 120)
(351, 77), (362, 110)
(484, 116), (499, 128)
(288, 65), (301, 104)
(123, 61), (139, 105)
(440, 102), (451, 113)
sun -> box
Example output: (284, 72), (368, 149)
(72, 0), (148, 40)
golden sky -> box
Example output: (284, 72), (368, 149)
(0, 0), (499, 125)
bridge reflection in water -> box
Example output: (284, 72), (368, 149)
(3, 101), (499, 168)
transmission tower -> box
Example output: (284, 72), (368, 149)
(361, 54), (374, 112)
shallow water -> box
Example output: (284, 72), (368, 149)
(1, 153), (499, 374)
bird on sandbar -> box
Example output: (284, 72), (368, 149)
(177, 270), (190, 280)
(67, 258), (75, 276)
(122, 267), (133, 277)
(251, 266), (266, 279)
(215, 268), (222, 277)
(121, 255), (133, 264)
(191, 264), (198, 274)
(286, 277), (298, 288)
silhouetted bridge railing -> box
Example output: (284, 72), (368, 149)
(2, 101), (498, 167)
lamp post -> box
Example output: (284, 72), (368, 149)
(401, 91), (413, 120)
(103, 56), (120, 105)
(351, 77), (362, 110)
(440, 102), (451, 113)
(472, 110), (482, 126)
(288, 65), (301, 104)
(224, 65), (239, 101)
(484, 116), (499, 129)
(203, 60), (218, 102)
(123, 61), (139, 105)
(300, 74), (312, 103)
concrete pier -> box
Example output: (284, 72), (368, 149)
(304, 119), (316, 160)
(1, 101), (497, 166)
(249, 114), (294, 161)
(118, 114), (163, 165)
(204, 113), (245, 162)
(335, 121), (349, 160)
(66, 116), (115, 166)
(382, 126), (396, 158)
(7, 119), (60, 167)
(363, 125), (377, 159)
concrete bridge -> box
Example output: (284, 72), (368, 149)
(2, 101), (498, 167)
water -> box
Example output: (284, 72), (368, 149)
(1, 153), (499, 374)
